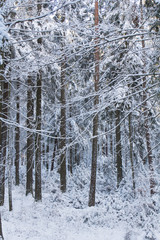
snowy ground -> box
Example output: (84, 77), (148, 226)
(1, 171), (160, 240)
(1, 186), (126, 240)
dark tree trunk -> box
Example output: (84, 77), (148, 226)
(26, 75), (34, 196)
(0, 77), (8, 206)
(140, 0), (155, 195)
(51, 138), (57, 171)
(0, 213), (4, 240)
(60, 54), (66, 193)
(35, 71), (42, 201)
(59, 9), (67, 193)
(75, 143), (80, 166)
(88, 0), (99, 207)
(46, 138), (49, 170)
(15, 81), (20, 186)
(103, 126), (108, 157)
(128, 113), (135, 193)
(68, 107), (73, 175)
(115, 109), (122, 188)
(8, 153), (13, 211)
(0, 89), (2, 204)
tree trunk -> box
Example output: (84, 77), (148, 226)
(15, 81), (20, 186)
(35, 71), (42, 201)
(51, 137), (57, 171)
(68, 107), (73, 175)
(8, 149), (13, 211)
(59, 8), (67, 193)
(8, 81), (13, 211)
(60, 50), (66, 193)
(46, 138), (49, 170)
(140, 0), (155, 195)
(26, 75), (34, 196)
(115, 109), (122, 188)
(128, 113), (135, 193)
(75, 143), (80, 166)
(0, 76), (8, 206)
(88, 0), (99, 207)
(0, 213), (4, 240)
(0, 86), (2, 205)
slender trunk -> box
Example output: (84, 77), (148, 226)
(8, 149), (12, 211)
(0, 79), (8, 206)
(115, 109), (122, 187)
(35, 71), (42, 201)
(140, 0), (155, 195)
(128, 113), (135, 193)
(110, 112), (113, 156)
(26, 75), (34, 196)
(75, 143), (80, 166)
(88, 0), (99, 207)
(105, 126), (108, 156)
(60, 51), (66, 192)
(0, 213), (4, 240)
(15, 81), (20, 185)
(42, 142), (45, 167)
(46, 138), (49, 170)
(0, 87), (2, 205)
(8, 81), (13, 211)
(51, 137), (57, 171)
(69, 140), (73, 175)
(68, 107), (73, 175)
(59, 9), (67, 192)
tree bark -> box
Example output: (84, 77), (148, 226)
(46, 138), (49, 170)
(51, 137), (57, 171)
(128, 113), (135, 193)
(26, 75), (34, 196)
(115, 109), (122, 188)
(0, 65), (8, 206)
(35, 71), (42, 201)
(59, 8), (67, 193)
(60, 51), (66, 193)
(140, 0), (155, 195)
(0, 213), (4, 240)
(68, 107), (73, 175)
(8, 149), (13, 211)
(15, 81), (20, 186)
(88, 0), (99, 207)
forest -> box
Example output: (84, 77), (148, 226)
(0, 0), (160, 239)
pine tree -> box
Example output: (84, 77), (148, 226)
(26, 75), (34, 196)
(35, 70), (42, 201)
(0, 213), (4, 240)
(88, 0), (99, 207)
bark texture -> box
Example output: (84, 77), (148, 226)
(26, 75), (34, 196)
(15, 81), (20, 186)
(60, 55), (66, 193)
(35, 71), (42, 201)
(0, 67), (8, 206)
(88, 0), (99, 207)
(115, 109), (122, 188)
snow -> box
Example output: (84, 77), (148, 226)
(1, 186), (125, 240)
(1, 182), (160, 240)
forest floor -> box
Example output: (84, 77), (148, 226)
(1, 171), (160, 240)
